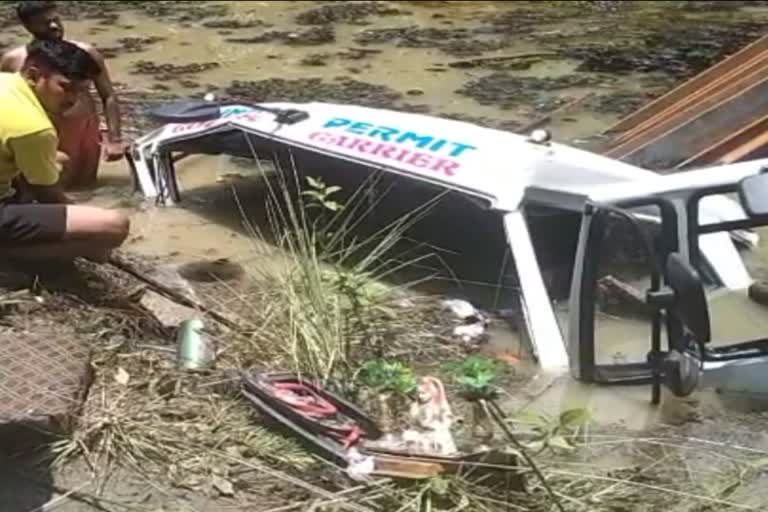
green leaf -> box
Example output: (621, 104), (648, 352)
(323, 201), (342, 211)
(548, 435), (575, 451)
(512, 410), (551, 427)
(306, 176), (322, 189)
(559, 408), (591, 430)
(524, 440), (545, 452)
(325, 186), (342, 195)
(301, 190), (324, 200)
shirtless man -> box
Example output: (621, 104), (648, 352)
(1, 0), (126, 189)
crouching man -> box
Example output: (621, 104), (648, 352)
(0, 39), (128, 261)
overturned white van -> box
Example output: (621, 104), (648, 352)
(128, 101), (768, 400)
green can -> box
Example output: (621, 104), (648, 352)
(176, 318), (215, 370)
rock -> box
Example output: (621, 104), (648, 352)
(140, 290), (197, 330)
(144, 264), (201, 303)
(211, 475), (235, 497)
(596, 275), (652, 318)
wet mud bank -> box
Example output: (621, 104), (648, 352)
(3, 0), (760, 141)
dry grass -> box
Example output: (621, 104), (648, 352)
(49, 348), (315, 486)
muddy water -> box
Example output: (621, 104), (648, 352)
(5, 1), (768, 427)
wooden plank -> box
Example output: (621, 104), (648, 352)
(607, 51), (768, 149)
(676, 114), (768, 168)
(714, 130), (768, 164)
(605, 34), (768, 134)
(605, 64), (768, 162)
(621, 76), (768, 169)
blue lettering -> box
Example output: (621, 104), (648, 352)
(429, 140), (447, 152)
(396, 132), (434, 149)
(347, 122), (373, 135)
(323, 117), (477, 157)
(369, 126), (398, 141)
(324, 118), (352, 129)
(221, 106), (254, 117)
(448, 142), (477, 157)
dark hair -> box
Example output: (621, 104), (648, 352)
(16, 1), (56, 24)
(23, 39), (100, 81)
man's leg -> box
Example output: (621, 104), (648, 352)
(0, 203), (129, 261)
(56, 114), (102, 190)
(73, 115), (102, 188)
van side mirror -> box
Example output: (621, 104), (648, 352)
(665, 253), (711, 344)
(738, 170), (768, 218)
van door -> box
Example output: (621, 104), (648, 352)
(567, 201), (672, 383)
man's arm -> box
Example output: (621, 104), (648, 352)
(82, 43), (125, 160)
(8, 130), (71, 204)
(0, 48), (24, 73)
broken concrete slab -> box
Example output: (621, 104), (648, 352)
(140, 289), (197, 329)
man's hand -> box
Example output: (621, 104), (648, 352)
(55, 150), (70, 169)
(103, 140), (127, 162)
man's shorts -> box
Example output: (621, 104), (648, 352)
(0, 198), (67, 244)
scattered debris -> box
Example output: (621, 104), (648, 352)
(442, 299), (479, 321)
(227, 26), (336, 46)
(176, 318), (217, 370)
(114, 367), (130, 386)
(447, 52), (557, 71)
(354, 26), (506, 57)
(441, 299), (491, 346)
(295, 2), (405, 26)
(456, 72), (603, 110)
(131, 60), (220, 81)
(202, 18), (271, 29)
(225, 78), (403, 108)
(211, 475), (236, 497)
(301, 53), (331, 66)
(561, 21), (765, 79)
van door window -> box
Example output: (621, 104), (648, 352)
(695, 193), (768, 346)
(592, 206), (661, 365)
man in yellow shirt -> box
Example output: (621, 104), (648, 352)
(0, 38), (128, 261)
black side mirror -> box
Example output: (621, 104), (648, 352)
(738, 170), (768, 218)
(665, 253), (711, 344)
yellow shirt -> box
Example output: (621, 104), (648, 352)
(0, 72), (59, 200)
